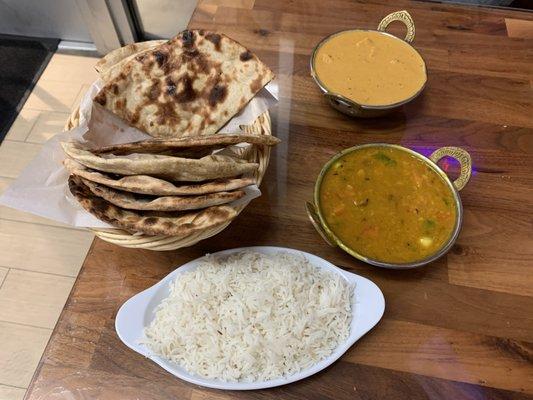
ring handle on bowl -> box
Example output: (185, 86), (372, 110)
(306, 202), (337, 247)
(324, 92), (365, 116)
(377, 10), (416, 43)
(430, 147), (472, 191)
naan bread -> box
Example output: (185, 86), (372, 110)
(62, 142), (258, 181)
(95, 40), (166, 75)
(92, 133), (280, 155)
(81, 178), (244, 211)
(63, 159), (255, 196)
(69, 176), (237, 236)
(93, 29), (274, 138)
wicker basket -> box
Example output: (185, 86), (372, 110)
(64, 107), (272, 251)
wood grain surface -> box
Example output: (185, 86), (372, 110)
(26, 0), (533, 399)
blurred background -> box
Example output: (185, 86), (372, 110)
(0, 0), (198, 53)
(0, 0), (530, 54)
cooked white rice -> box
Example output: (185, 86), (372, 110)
(142, 251), (353, 382)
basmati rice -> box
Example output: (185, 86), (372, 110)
(142, 251), (353, 382)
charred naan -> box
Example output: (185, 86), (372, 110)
(93, 30), (274, 138)
(69, 176), (237, 236)
(81, 178), (245, 211)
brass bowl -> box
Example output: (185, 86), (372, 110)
(310, 10), (427, 118)
(306, 144), (472, 269)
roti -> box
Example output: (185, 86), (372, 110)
(63, 158), (255, 196)
(93, 29), (274, 138)
(81, 177), (245, 211)
(68, 176), (237, 236)
(62, 142), (258, 181)
(91, 133), (280, 155)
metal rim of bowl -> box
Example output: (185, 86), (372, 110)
(313, 143), (463, 269)
(309, 29), (428, 111)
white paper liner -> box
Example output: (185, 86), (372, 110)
(0, 79), (277, 229)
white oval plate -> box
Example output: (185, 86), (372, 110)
(115, 246), (385, 390)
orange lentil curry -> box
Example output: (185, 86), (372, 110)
(319, 146), (457, 264)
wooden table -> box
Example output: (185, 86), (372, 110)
(26, 1), (533, 399)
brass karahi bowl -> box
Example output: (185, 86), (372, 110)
(310, 10), (427, 118)
(307, 144), (472, 269)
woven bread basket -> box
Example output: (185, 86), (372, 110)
(64, 103), (272, 251)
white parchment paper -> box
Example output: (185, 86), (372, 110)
(0, 80), (278, 228)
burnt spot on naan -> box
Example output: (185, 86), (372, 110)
(91, 198), (113, 216)
(115, 99), (125, 111)
(174, 75), (197, 103)
(143, 217), (158, 226)
(148, 79), (161, 101)
(205, 33), (221, 51)
(208, 84), (228, 107)
(69, 177), (116, 217)
(194, 55), (210, 74)
(240, 51), (253, 62)
(154, 45), (177, 74)
(130, 112), (140, 124)
(182, 48), (200, 60)
(181, 30), (196, 49)
(123, 106), (139, 124)
(154, 50), (168, 68)
(67, 176), (81, 195)
(250, 75), (264, 93)
(111, 84), (119, 95)
(155, 101), (180, 126)
(166, 76), (177, 96)
(180, 47), (213, 76)
(94, 92), (107, 106)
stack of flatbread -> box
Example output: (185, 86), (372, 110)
(63, 29), (278, 237)
(63, 134), (279, 236)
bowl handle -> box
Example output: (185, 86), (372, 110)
(429, 147), (472, 191)
(324, 92), (365, 115)
(306, 202), (337, 247)
(377, 10), (416, 43)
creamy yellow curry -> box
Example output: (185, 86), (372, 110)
(319, 146), (456, 264)
(314, 30), (426, 106)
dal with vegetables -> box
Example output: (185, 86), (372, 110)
(319, 146), (456, 264)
